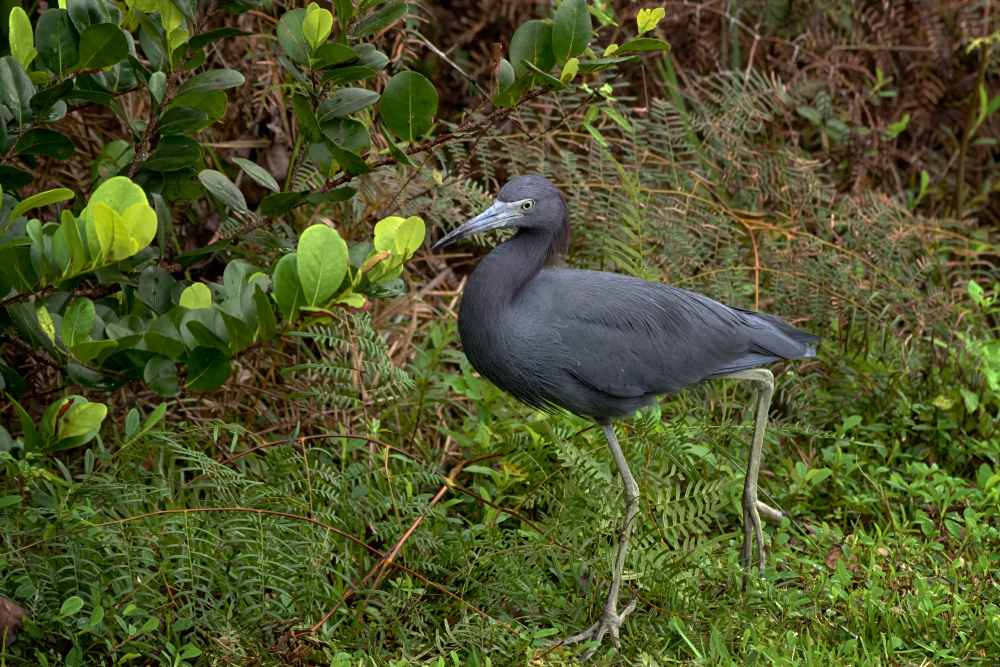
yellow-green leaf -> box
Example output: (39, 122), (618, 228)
(393, 216), (425, 257)
(373, 216), (404, 253)
(123, 202), (157, 251)
(179, 283), (212, 309)
(58, 401), (108, 439)
(302, 3), (333, 53)
(10, 188), (75, 223)
(297, 224), (348, 307)
(9, 7), (37, 71)
(36, 303), (56, 345)
(636, 8), (665, 36)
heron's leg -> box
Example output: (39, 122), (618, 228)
(544, 421), (640, 660)
(713, 369), (775, 578)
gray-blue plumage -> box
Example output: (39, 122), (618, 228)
(432, 174), (818, 656)
(436, 174), (817, 421)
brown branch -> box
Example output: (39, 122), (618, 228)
(127, 0), (222, 177)
(0, 332), (64, 371)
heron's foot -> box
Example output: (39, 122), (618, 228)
(757, 501), (816, 536)
(541, 594), (638, 661)
(740, 496), (766, 581)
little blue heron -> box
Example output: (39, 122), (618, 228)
(431, 174), (818, 657)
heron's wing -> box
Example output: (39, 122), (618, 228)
(527, 270), (815, 398)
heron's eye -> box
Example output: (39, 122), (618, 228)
(522, 200), (534, 211)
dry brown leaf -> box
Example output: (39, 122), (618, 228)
(0, 595), (30, 646)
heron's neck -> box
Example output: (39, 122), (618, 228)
(463, 229), (557, 317)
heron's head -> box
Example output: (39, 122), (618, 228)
(431, 175), (569, 251)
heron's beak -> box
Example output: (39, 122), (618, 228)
(431, 201), (523, 250)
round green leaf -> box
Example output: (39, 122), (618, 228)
(186, 347), (231, 391)
(179, 282), (212, 309)
(509, 20), (554, 77)
(78, 24), (129, 70)
(157, 105), (210, 135)
(552, 0), (591, 65)
(142, 136), (204, 171)
(321, 118), (370, 154)
(36, 9), (81, 76)
(379, 71), (437, 142)
(296, 225), (348, 307)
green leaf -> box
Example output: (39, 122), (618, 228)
(62, 298), (96, 349)
(509, 20), (554, 77)
(35, 303), (56, 346)
(520, 60), (566, 91)
(62, 210), (87, 274)
(491, 75), (530, 108)
(199, 169), (248, 214)
(305, 187), (356, 204)
(310, 42), (357, 69)
(232, 157), (279, 192)
(13, 129), (75, 159)
(0, 167), (33, 192)
(380, 71), (437, 142)
(276, 8), (310, 66)
(36, 9), (81, 76)
(179, 282), (212, 309)
(353, 43), (389, 71)
(323, 137), (373, 175)
(615, 37), (671, 53)
(252, 283), (276, 341)
(297, 224), (348, 306)
(86, 605), (105, 628)
(10, 187), (75, 222)
(9, 7), (38, 71)
(157, 105), (209, 135)
(187, 27), (252, 51)
(321, 117), (370, 153)
(320, 65), (377, 87)
(29, 79), (75, 116)
(175, 69), (246, 96)
(292, 94), (323, 144)
(302, 2), (333, 53)
(351, 1), (406, 39)
(393, 215), (424, 256)
(77, 24), (129, 70)
(260, 191), (307, 218)
(58, 400), (108, 439)
(186, 346), (231, 391)
(272, 253), (306, 320)
(0, 56), (35, 127)
(144, 356), (179, 396)
(142, 136), (204, 171)
(552, 0), (591, 65)
(0, 495), (24, 508)
(333, 0), (353, 23)
(60, 596), (86, 617)
(317, 88), (380, 121)
(68, 0), (124, 33)
(383, 133), (413, 165)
